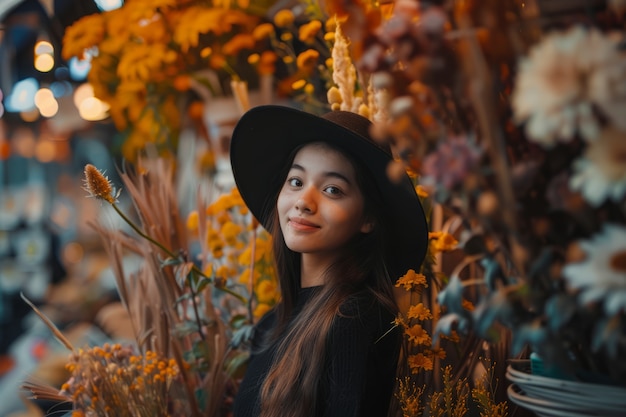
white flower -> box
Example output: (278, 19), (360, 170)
(512, 26), (589, 146)
(583, 29), (626, 132)
(569, 127), (626, 206)
(512, 26), (625, 147)
(563, 224), (626, 316)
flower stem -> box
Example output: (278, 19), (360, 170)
(110, 203), (246, 303)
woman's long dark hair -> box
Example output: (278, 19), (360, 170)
(257, 142), (399, 417)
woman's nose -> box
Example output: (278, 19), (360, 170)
(295, 188), (316, 213)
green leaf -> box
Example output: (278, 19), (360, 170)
(230, 324), (254, 348)
(229, 314), (249, 330)
(161, 256), (183, 267)
(194, 276), (212, 293)
(225, 351), (250, 379)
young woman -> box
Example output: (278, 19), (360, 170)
(229, 105), (428, 417)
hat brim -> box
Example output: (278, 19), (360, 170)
(230, 105), (428, 279)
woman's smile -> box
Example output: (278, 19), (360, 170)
(287, 217), (320, 231)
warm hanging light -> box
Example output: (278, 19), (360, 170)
(34, 40), (55, 73)
(78, 97), (109, 121)
(34, 40), (53, 56)
(34, 88), (59, 117)
(74, 83), (109, 121)
(35, 54), (55, 72)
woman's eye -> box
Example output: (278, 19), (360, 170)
(324, 186), (342, 195)
(288, 178), (302, 187)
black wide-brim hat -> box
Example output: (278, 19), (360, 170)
(230, 105), (428, 280)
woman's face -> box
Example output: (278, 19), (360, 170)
(277, 142), (371, 262)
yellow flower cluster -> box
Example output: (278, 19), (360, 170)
(62, 0), (269, 161)
(187, 187), (279, 319)
(259, 7), (335, 102)
(61, 343), (180, 417)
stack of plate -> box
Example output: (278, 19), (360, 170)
(506, 363), (626, 417)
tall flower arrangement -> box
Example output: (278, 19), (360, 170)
(326, 0), (626, 390)
(62, 0), (275, 160)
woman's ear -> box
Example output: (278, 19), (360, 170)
(360, 220), (374, 234)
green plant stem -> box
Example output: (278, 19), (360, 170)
(110, 203), (247, 304)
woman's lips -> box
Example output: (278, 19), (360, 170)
(288, 217), (320, 231)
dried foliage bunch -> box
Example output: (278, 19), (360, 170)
(25, 161), (277, 416)
(325, 0), (626, 387)
(59, 344), (182, 417)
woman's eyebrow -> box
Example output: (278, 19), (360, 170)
(290, 163), (352, 184)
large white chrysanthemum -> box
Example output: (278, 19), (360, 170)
(584, 30), (626, 132)
(569, 127), (626, 206)
(512, 26), (625, 147)
(563, 224), (626, 316)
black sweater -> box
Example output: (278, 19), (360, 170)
(233, 286), (401, 417)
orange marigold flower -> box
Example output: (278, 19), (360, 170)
(408, 353), (433, 373)
(394, 316), (407, 328)
(256, 280), (277, 304)
(296, 49), (320, 72)
(428, 231), (441, 239)
(291, 79), (306, 90)
(431, 232), (458, 252)
(221, 221), (243, 244)
(62, 14), (105, 60)
(407, 303), (432, 321)
(258, 51), (278, 75)
(324, 15), (347, 33)
(405, 324), (431, 346)
(253, 302), (272, 318)
(215, 265), (231, 279)
(186, 211), (199, 231)
(173, 75), (192, 92)
(298, 20), (322, 43)
(252, 23), (275, 40)
(248, 53), (260, 65)
(223, 34), (256, 56)
(273, 9), (295, 27)
(238, 267), (261, 285)
(209, 54), (227, 70)
(415, 185), (429, 198)
(395, 269), (428, 291)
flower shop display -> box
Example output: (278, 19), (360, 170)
(19, 0), (626, 415)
